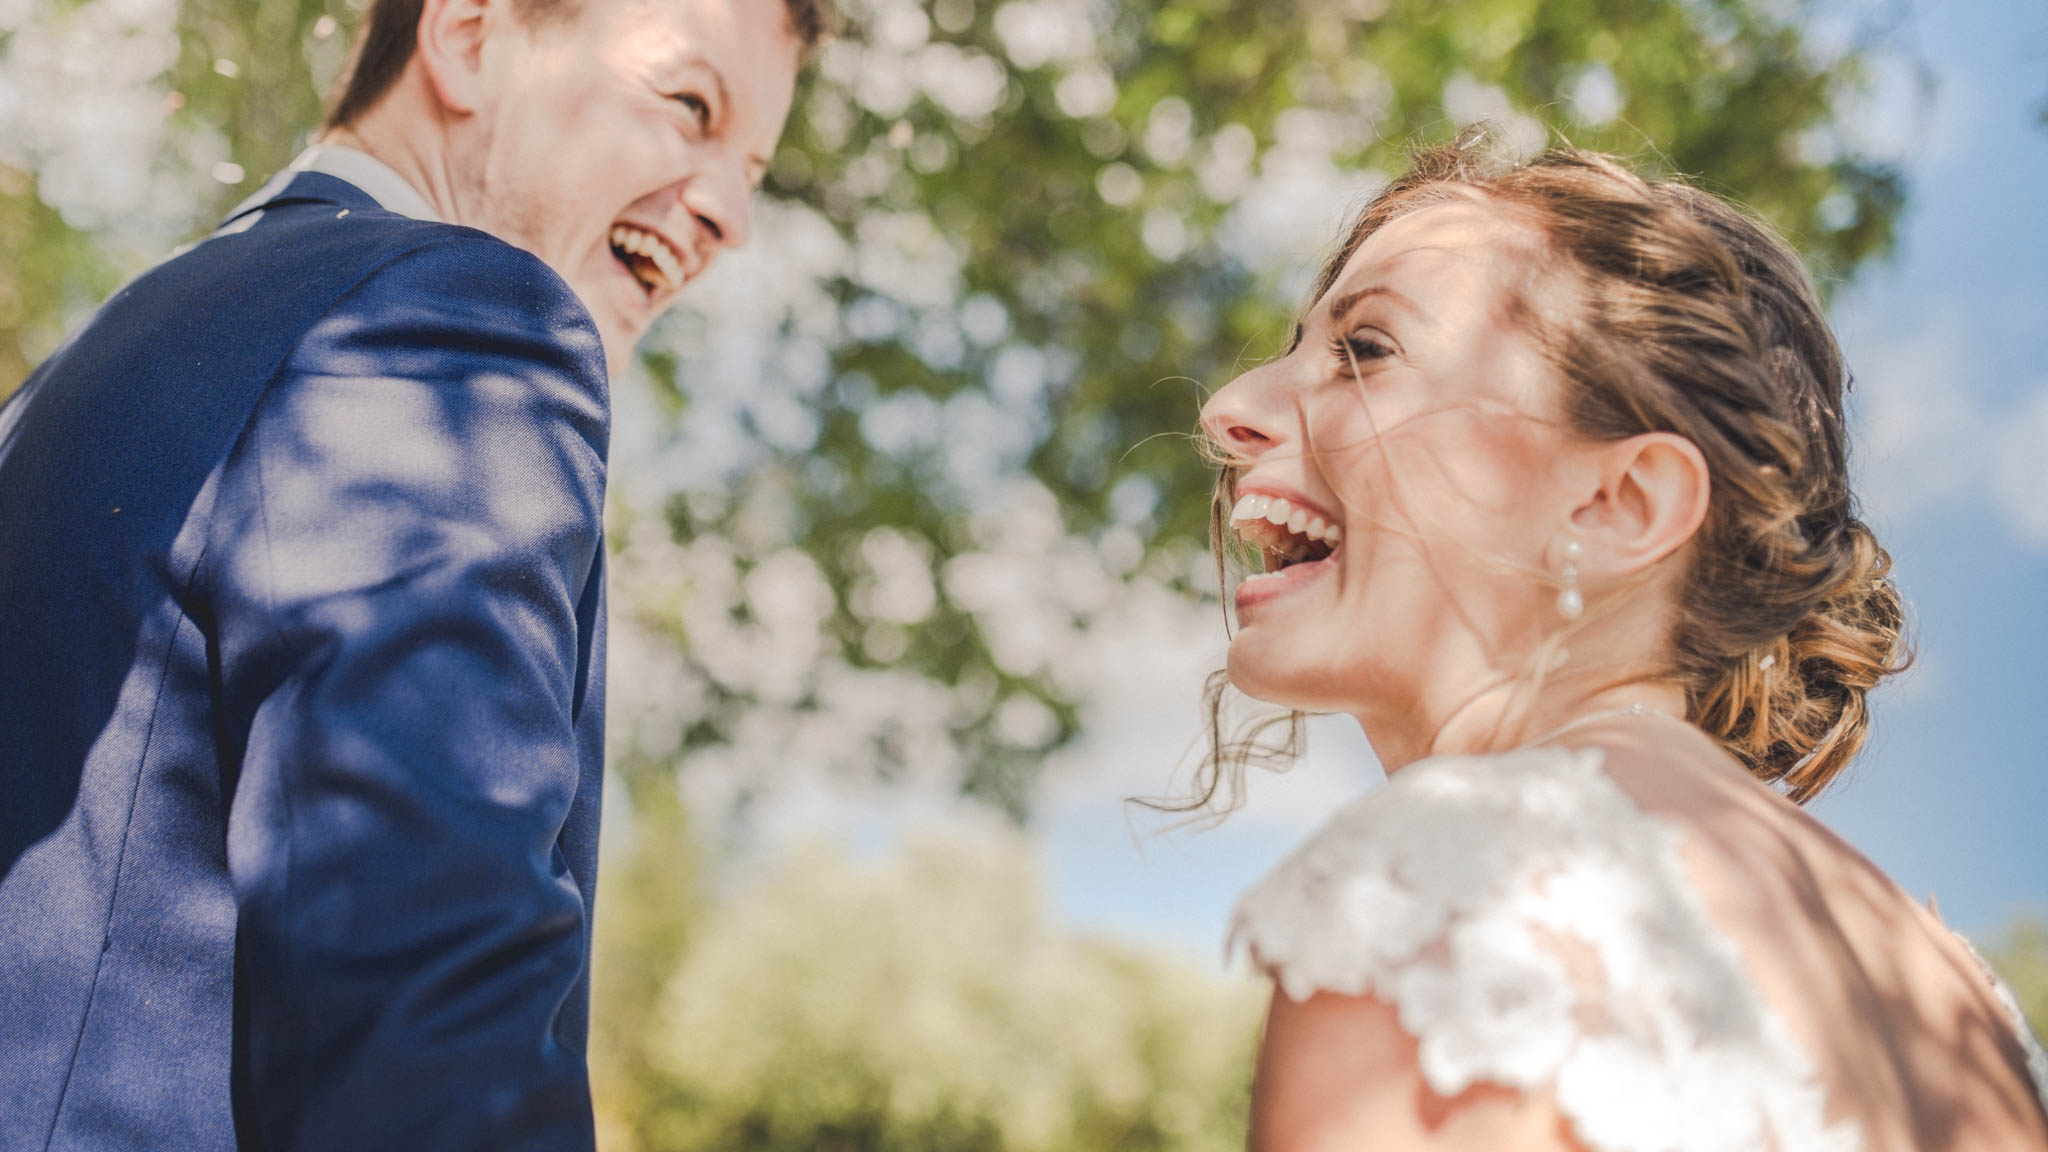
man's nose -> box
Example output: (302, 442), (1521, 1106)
(680, 163), (753, 254)
(1200, 364), (1283, 460)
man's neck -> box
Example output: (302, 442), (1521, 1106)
(321, 97), (468, 227)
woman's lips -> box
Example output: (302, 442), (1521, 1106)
(1233, 552), (1337, 615)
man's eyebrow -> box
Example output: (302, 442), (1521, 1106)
(1326, 284), (1426, 326)
(703, 63), (770, 179)
(708, 63), (731, 111)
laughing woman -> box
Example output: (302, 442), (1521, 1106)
(1199, 143), (2048, 1151)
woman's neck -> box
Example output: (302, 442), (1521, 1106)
(1358, 677), (1690, 775)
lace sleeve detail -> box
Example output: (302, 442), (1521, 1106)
(1229, 746), (1862, 1152)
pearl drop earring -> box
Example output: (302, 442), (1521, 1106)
(1557, 539), (1584, 622)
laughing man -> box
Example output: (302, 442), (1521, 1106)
(0, 0), (826, 1146)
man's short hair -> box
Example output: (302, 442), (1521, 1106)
(325, 0), (834, 130)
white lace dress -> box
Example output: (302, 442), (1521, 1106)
(1230, 745), (2048, 1152)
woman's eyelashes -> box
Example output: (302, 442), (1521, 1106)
(1330, 330), (1394, 373)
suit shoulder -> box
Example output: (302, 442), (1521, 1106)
(175, 203), (601, 370)
(351, 224), (580, 304)
(304, 225), (608, 385)
(339, 224), (592, 323)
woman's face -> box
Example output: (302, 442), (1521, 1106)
(1200, 198), (1592, 726)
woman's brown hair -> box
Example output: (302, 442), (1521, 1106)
(1184, 137), (1909, 812)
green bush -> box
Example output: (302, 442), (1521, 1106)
(591, 796), (1260, 1152)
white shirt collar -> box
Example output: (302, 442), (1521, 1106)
(289, 145), (442, 222)
(230, 144), (443, 224)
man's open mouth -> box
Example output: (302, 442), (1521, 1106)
(1229, 493), (1341, 575)
(609, 223), (686, 297)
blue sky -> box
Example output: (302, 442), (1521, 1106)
(1813, 0), (2048, 934)
(1042, 0), (2048, 957)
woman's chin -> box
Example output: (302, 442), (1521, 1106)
(1225, 643), (1349, 716)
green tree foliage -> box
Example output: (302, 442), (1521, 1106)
(0, 0), (343, 383)
(0, 0), (1914, 811)
(1984, 913), (2048, 1041)
(589, 778), (706, 1147)
(590, 802), (1263, 1152)
(0, 169), (112, 388)
(612, 0), (1912, 815)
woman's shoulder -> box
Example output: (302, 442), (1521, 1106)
(1594, 731), (2048, 1143)
(1231, 739), (1862, 1150)
(1231, 731), (2048, 1150)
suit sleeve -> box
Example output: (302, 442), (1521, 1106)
(206, 235), (609, 1151)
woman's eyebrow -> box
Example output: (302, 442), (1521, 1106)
(1325, 284), (1427, 327)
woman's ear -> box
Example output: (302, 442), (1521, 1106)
(1567, 432), (1710, 578)
(414, 0), (509, 116)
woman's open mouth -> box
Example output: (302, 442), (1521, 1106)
(1229, 492), (1342, 608)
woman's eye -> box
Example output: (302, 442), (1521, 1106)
(1330, 332), (1393, 368)
(671, 93), (711, 130)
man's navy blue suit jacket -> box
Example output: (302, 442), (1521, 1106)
(0, 172), (609, 1150)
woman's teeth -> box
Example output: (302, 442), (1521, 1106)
(1228, 493), (1342, 547)
(609, 224), (683, 293)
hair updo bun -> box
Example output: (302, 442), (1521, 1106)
(1694, 519), (1906, 800)
(1334, 143), (1910, 801)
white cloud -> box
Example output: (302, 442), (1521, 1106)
(1992, 383), (2048, 547)
(1842, 307), (1989, 526)
(1842, 299), (2048, 554)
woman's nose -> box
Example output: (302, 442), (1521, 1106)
(1200, 364), (1284, 460)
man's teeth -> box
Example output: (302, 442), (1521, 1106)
(1227, 493), (1342, 545)
(609, 224), (683, 291)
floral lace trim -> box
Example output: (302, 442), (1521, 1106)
(1230, 745), (1861, 1152)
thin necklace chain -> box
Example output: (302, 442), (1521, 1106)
(1523, 703), (1691, 749)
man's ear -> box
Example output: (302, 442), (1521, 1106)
(1567, 432), (1710, 578)
(414, 0), (508, 115)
